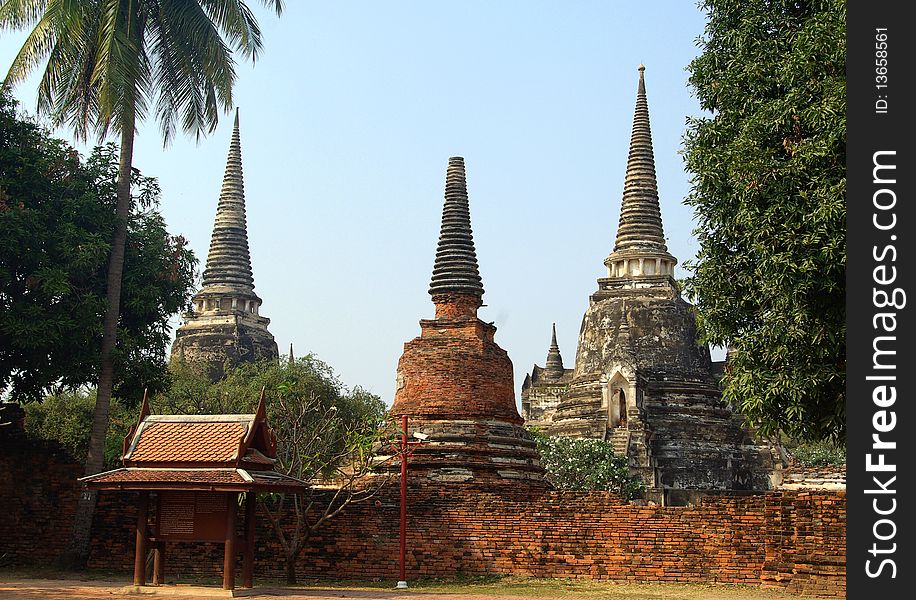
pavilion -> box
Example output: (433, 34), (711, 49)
(81, 390), (308, 590)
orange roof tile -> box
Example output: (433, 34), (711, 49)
(242, 448), (276, 466)
(89, 469), (247, 485)
(81, 468), (310, 492)
(128, 421), (246, 464)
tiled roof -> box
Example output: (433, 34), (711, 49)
(81, 467), (309, 492)
(125, 418), (251, 465)
(87, 468), (247, 485)
(242, 448), (275, 466)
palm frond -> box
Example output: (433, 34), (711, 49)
(0, 0), (51, 29)
(148, 0), (241, 142)
(4, 0), (282, 142)
(91, 0), (150, 137)
(3, 6), (57, 89)
(260, 0), (281, 17)
(198, 0), (263, 61)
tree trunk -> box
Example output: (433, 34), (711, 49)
(63, 113), (136, 568)
(285, 553), (298, 585)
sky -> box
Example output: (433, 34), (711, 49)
(0, 1), (713, 408)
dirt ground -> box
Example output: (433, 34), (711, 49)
(0, 576), (803, 600)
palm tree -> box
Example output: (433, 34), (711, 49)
(1, 0), (284, 565)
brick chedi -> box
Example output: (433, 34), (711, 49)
(521, 324), (573, 429)
(390, 157), (544, 485)
(543, 67), (780, 498)
(170, 110), (278, 380)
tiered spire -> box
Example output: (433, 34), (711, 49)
(428, 157), (484, 299)
(602, 66), (677, 281)
(545, 323), (565, 378)
(612, 65), (667, 254)
(201, 109), (255, 292)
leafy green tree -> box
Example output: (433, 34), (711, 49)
(23, 390), (135, 469)
(1, 0), (283, 564)
(682, 0), (846, 442)
(530, 431), (645, 499)
(156, 355), (391, 583)
(0, 93), (196, 404)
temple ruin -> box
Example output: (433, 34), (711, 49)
(521, 324), (573, 430)
(170, 110), (278, 379)
(522, 67), (781, 499)
(389, 157), (545, 485)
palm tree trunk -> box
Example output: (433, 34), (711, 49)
(63, 112), (136, 568)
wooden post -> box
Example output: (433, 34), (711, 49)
(152, 544), (163, 585)
(242, 492), (256, 588)
(223, 492), (238, 590)
(133, 492), (149, 586)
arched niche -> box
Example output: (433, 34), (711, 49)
(606, 371), (633, 429)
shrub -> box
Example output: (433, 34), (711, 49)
(23, 390), (134, 468)
(790, 440), (846, 467)
(530, 430), (645, 499)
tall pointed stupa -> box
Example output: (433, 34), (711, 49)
(170, 110), (278, 380)
(542, 67), (779, 499)
(390, 157), (544, 485)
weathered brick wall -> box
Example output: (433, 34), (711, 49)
(84, 482), (844, 597)
(0, 432), (83, 564)
(394, 316), (519, 422)
(0, 438), (845, 597)
(295, 485), (845, 597)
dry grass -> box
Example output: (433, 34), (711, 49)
(0, 568), (801, 599)
(295, 574), (799, 599)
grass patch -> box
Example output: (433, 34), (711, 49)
(0, 568), (798, 598)
(291, 574), (797, 599)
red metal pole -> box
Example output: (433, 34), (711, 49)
(398, 414), (408, 588)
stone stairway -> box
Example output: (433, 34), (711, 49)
(609, 428), (629, 456)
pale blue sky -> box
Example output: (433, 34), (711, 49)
(1, 1), (713, 406)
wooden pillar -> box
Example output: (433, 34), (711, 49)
(242, 492), (256, 588)
(223, 492), (238, 590)
(152, 544), (163, 585)
(133, 492), (149, 586)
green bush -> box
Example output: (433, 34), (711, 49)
(790, 440), (846, 467)
(530, 430), (644, 499)
(23, 390), (134, 468)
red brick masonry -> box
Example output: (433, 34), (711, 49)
(292, 484), (846, 597)
(1, 438), (845, 597)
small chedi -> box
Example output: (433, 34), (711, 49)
(389, 157), (544, 485)
(521, 323), (573, 430)
(522, 67), (780, 499)
(170, 110), (278, 379)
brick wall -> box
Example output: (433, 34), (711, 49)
(296, 484), (845, 597)
(0, 432), (83, 565)
(393, 316), (519, 422)
(0, 437), (845, 597)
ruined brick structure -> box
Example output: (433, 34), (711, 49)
(170, 110), (278, 379)
(521, 324), (573, 430)
(389, 157), (544, 485)
(523, 67), (780, 497)
(83, 485), (845, 597)
(1, 406), (845, 597)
